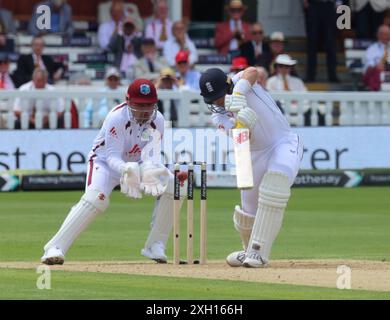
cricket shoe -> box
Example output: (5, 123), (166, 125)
(41, 247), (65, 265)
(141, 241), (167, 264)
(226, 250), (246, 267)
(242, 250), (268, 268)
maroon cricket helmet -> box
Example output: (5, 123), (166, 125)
(126, 79), (158, 104)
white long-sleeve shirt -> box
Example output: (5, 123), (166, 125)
(88, 102), (164, 176)
(163, 36), (198, 67)
(98, 1), (144, 32)
(266, 74), (307, 92)
(145, 19), (173, 50)
(266, 74), (310, 113)
(13, 81), (65, 115)
(98, 20), (123, 50)
(363, 41), (390, 71)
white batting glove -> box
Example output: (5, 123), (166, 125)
(120, 162), (142, 199)
(236, 107), (257, 131)
(140, 162), (170, 197)
(225, 94), (248, 113)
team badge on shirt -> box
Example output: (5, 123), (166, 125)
(140, 84), (151, 95)
(141, 129), (151, 141)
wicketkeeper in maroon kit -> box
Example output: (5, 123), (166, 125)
(41, 79), (187, 265)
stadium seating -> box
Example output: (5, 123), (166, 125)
(344, 38), (373, 74)
(0, 10), (388, 130)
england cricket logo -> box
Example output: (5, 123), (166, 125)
(205, 82), (214, 93)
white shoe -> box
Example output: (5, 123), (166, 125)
(141, 241), (167, 263)
(243, 250), (268, 268)
(41, 247), (65, 265)
(226, 250), (246, 267)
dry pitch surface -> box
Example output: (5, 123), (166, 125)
(1, 259), (389, 292)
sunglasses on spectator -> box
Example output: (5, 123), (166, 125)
(252, 30), (263, 35)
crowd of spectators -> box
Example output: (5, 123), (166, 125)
(0, 0), (390, 129)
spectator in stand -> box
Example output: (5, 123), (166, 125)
(163, 20), (198, 67)
(155, 67), (179, 125)
(363, 24), (390, 91)
(13, 69), (65, 129)
(98, 0), (144, 32)
(108, 16), (142, 76)
(267, 55), (306, 91)
(98, 2), (126, 50)
(352, 0), (388, 40)
(174, 50), (201, 91)
(12, 36), (64, 88)
(264, 31), (286, 75)
(229, 56), (249, 77)
(214, 0), (251, 55)
(303, 0), (339, 82)
(0, 1), (16, 35)
(145, 0), (173, 52)
(267, 54), (324, 126)
(266, 32), (300, 77)
(28, 0), (74, 37)
(240, 22), (270, 66)
(0, 53), (14, 90)
(0, 53), (14, 129)
(133, 38), (168, 81)
(0, 1), (16, 53)
(84, 67), (123, 128)
(0, 32), (14, 53)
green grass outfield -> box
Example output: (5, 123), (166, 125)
(0, 187), (389, 299)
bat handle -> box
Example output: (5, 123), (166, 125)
(235, 121), (246, 129)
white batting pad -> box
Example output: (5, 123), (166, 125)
(44, 189), (109, 254)
(144, 175), (187, 249)
(247, 171), (290, 262)
(233, 205), (255, 250)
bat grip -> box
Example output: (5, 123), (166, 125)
(235, 121), (246, 129)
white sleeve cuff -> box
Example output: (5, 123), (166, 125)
(233, 79), (252, 95)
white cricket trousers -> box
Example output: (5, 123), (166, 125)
(86, 159), (120, 196)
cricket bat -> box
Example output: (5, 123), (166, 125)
(232, 122), (254, 189)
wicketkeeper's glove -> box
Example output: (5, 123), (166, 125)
(120, 162), (142, 199)
(140, 162), (170, 197)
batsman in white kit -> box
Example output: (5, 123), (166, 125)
(199, 67), (303, 268)
(41, 79), (185, 265)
